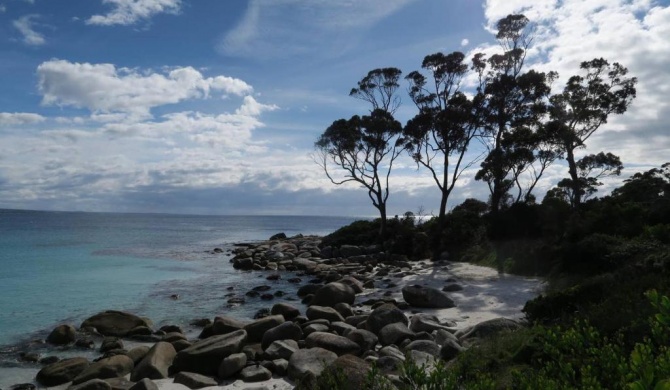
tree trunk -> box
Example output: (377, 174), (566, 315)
(566, 147), (581, 207)
(378, 202), (387, 239)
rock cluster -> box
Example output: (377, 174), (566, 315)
(24, 233), (523, 389)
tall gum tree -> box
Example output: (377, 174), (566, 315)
(314, 68), (404, 237)
(547, 58), (637, 207)
(474, 14), (555, 212)
(403, 51), (482, 256)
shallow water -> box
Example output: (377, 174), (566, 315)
(0, 209), (357, 386)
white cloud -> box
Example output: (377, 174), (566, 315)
(37, 60), (253, 118)
(0, 5), (6, 13)
(460, 38), (469, 47)
(481, 0), (670, 174)
(87, 0), (181, 26)
(220, 0), (417, 58)
(13, 14), (46, 46)
(0, 112), (45, 126)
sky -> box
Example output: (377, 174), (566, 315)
(0, 0), (668, 217)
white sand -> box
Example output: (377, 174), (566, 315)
(0, 261), (543, 390)
(358, 260), (546, 329)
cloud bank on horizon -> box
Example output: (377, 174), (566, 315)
(0, 0), (668, 216)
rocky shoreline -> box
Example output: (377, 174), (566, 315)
(2, 233), (543, 390)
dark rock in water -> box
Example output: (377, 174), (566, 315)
(273, 290), (286, 297)
(161, 332), (186, 343)
(366, 303), (408, 335)
(100, 337), (123, 353)
(37, 357), (90, 386)
(10, 383), (35, 390)
(127, 326), (152, 337)
(244, 315), (285, 343)
(173, 372), (218, 389)
(159, 325), (183, 334)
(68, 379), (112, 390)
(130, 341), (176, 381)
(172, 330), (247, 376)
(442, 284), (464, 292)
(287, 277), (302, 284)
(253, 308), (271, 320)
(309, 282), (355, 307)
(266, 274), (280, 281)
(76, 338), (95, 349)
(308, 278), (323, 284)
(190, 318), (211, 327)
(260, 293), (274, 300)
(297, 284), (321, 297)
(253, 285), (272, 292)
(217, 352), (247, 379)
(227, 297), (245, 305)
(128, 378), (158, 390)
(46, 324), (76, 345)
(81, 311), (151, 337)
(402, 285), (455, 309)
(240, 365), (272, 382)
(213, 248), (223, 253)
(287, 347), (337, 381)
(40, 356), (60, 365)
(72, 355), (134, 385)
(269, 232), (287, 240)
(19, 352), (40, 363)
(245, 291), (260, 298)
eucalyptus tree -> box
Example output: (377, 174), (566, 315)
(315, 68), (404, 237)
(402, 51), (482, 253)
(473, 14), (556, 212)
(546, 58), (637, 207)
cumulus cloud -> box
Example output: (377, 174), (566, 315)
(37, 60), (253, 118)
(0, 112), (46, 126)
(87, 0), (182, 26)
(13, 14), (46, 46)
(220, 0), (417, 58)
(480, 0), (670, 174)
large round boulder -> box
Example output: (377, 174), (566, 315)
(130, 341), (176, 381)
(304, 332), (360, 356)
(379, 323), (415, 346)
(287, 348), (337, 381)
(172, 329), (247, 376)
(46, 324), (76, 345)
(309, 282), (355, 307)
(365, 303), (408, 335)
(72, 355), (134, 385)
(306, 306), (345, 323)
(243, 315), (285, 343)
(319, 355), (371, 389)
(261, 321), (303, 350)
(81, 311), (151, 337)
(401, 285), (455, 308)
(37, 357), (90, 386)
(211, 316), (247, 336)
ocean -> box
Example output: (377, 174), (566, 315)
(0, 209), (359, 378)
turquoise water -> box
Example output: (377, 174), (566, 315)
(0, 209), (358, 349)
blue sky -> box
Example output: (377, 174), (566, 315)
(0, 0), (668, 216)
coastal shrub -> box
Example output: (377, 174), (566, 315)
(513, 290), (670, 389)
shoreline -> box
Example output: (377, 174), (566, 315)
(0, 234), (544, 390)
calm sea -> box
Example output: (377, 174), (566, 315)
(0, 209), (358, 350)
